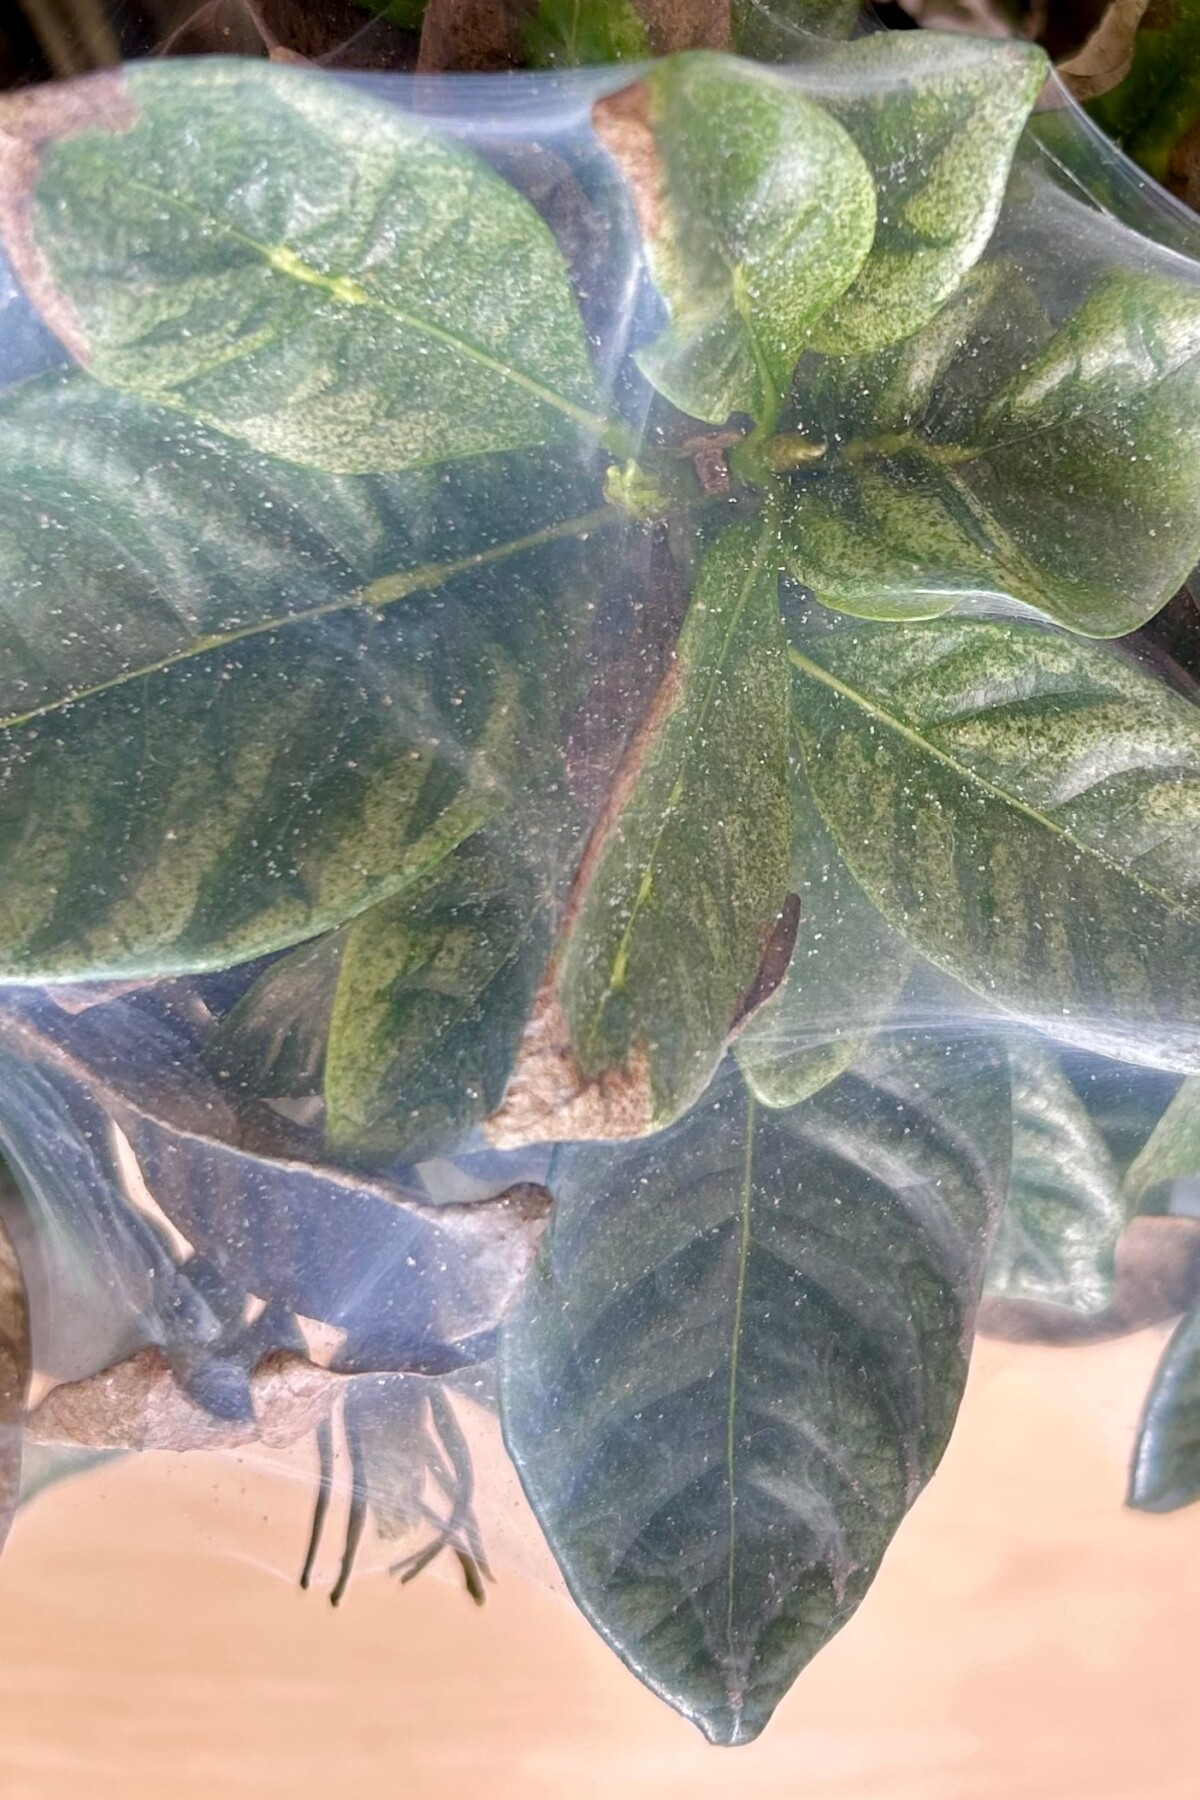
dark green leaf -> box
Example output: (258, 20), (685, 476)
(1125, 1076), (1200, 1205)
(734, 758), (910, 1107)
(0, 371), (603, 728)
(523, 0), (650, 65)
(987, 1040), (1125, 1314)
(785, 263), (1200, 636)
(0, 604), (505, 981)
(325, 835), (550, 1164)
(789, 606), (1200, 1071)
(487, 522), (791, 1146)
(593, 52), (874, 424)
(1129, 1298), (1200, 1511)
(500, 1032), (1010, 1743)
(807, 35), (1047, 355)
(3, 63), (601, 471)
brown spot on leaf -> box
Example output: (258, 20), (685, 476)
(483, 984), (655, 1149)
(593, 79), (663, 247)
(487, 656), (690, 1147)
(0, 72), (137, 364)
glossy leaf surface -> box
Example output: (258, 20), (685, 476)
(734, 757), (910, 1107)
(594, 53), (874, 424)
(488, 523), (791, 1145)
(501, 1033), (1009, 1742)
(987, 1040), (1125, 1314)
(1129, 1299), (1200, 1511)
(785, 266), (1200, 637)
(8, 61), (600, 471)
(0, 372), (601, 727)
(809, 34), (1046, 354)
(790, 607), (1200, 1071)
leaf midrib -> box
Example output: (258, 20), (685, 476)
(598, 524), (775, 1008)
(789, 643), (1200, 925)
(81, 170), (610, 440)
(0, 507), (615, 735)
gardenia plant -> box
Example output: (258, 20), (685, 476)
(0, 32), (1199, 1745)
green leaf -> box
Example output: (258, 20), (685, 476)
(788, 605), (1200, 1073)
(784, 262), (1200, 637)
(807, 35), (1047, 355)
(486, 522), (792, 1146)
(986, 1040), (1126, 1314)
(734, 757), (910, 1107)
(1087, 0), (1200, 187)
(350, 0), (427, 24)
(500, 1031), (1010, 1744)
(325, 835), (551, 1165)
(0, 567), (557, 981)
(1125, 1077), (1200, 1206)
(0, 367), (602, 984)
(523, 0), (650, 66)
(0, 371), (604, 728)
(1128, 1298), (1200, 1512)
(593, 52), (874, 425)
(4, 62), (601, 472)
(1057, 1051), (1181, 1183)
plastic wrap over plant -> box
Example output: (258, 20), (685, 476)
(4, 35), (1200, 1745)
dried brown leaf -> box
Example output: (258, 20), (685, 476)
(1059, 0), (1153, 98)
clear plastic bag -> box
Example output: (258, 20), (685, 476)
(1, 33), (1200, 1751)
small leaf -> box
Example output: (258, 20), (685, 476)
(1125, 1076), (1200, 1205)
(1128, 1299), (1200, 1512)
(807, 34), (1047, 355)
(789, 605), (1200, 1072)
(593, 52), (874, 424)
(487, 522), (791, 1146)
(500, 1033), (1010, 1743)
(325, 835), (551, 1164)
(0, 63), (600, 471)
(987, 1040), (1126, 1315)
(785, 263), (1200, 637)
(734, 758), (911, 1107)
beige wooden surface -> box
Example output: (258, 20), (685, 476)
(0, 1327), (1196, 1800)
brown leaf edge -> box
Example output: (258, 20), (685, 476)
(1058, 0), (1152, 101)
(483, 654), (685, 1150)
(0, 72), (137, 364)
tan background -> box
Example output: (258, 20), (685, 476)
(0, 1327), (1197, 1800)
